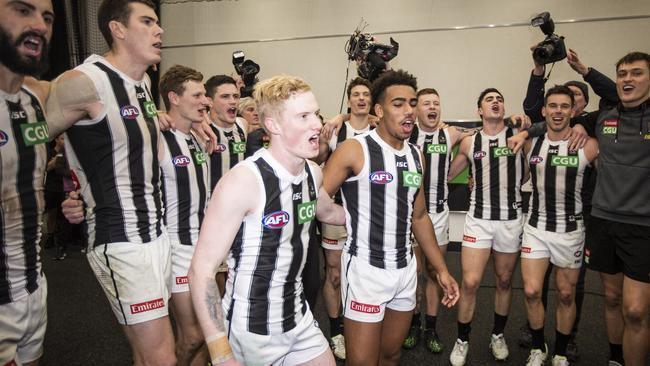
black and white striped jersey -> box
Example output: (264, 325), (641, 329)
(0, 86), (47, 304)
(409, 125), (452, 214)
(341, 130), (423, 269)
(64, 55), (163, 247)
(469, 127), (525, 220)
(328, 121), (370, 152)
(223, 149), (318, 335)
(527, 134), (588, 232)
(208, 118), (246, 190)
(160, 130), (210, 245)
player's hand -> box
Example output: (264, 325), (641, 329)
(368, 114), (380, 128)
(438, 121), (450, 129)
(507, 131), (529, 154)
(467, 176), (474, 192)
(321, 114), (348, 140)
(509, 114), (531, 130)
(62, 191), (85, 224)
(567, 48), (589, 76)
(157, 111), (175, 131)
(436, 270), (460, 307)
(192, 111), (218, 154)
(567, 124), (588, 151)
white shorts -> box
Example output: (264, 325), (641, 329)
(413, 210), (450, 248)
(521, 223), (585, 269)
(226, 309), (329, 366)
(462, 215), (523, 253)
(321, 223), (346, 250)
(0, 276), (47, 365)
(87, 233), (172, 325)
(170, 241), (196, 293)
(341, 251), (417, 323)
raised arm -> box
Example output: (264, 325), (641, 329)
(188, 165), (257, 366)
(311, 163), (346, 226)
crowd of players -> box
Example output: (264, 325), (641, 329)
(1, 0), (649, 366)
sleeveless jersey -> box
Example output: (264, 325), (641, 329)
(527, 134), (589, 232)
(409, 124), (452, 214)
(160, 129), (210, 245)
(64, 55), (163, 247)
(0, 86), (47, 304)
(469, 127), (525, 220)
(328, 121), (370, 152)
(208, 117), (246, 190)
(223, 149), (318, 335)
(341, 130), (423, 269)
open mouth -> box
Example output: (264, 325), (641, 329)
(401, 119), (414, 133)
(153, 42), (162, 49)
(427, 112), (438, 120)
(491, 105), (500, 112)
(227, 107), (237, 116)
(308, 134), (320, 148)
(622, 85), (634, 92)
(21, 36), (43, 57)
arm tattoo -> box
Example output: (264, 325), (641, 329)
(205, 280), (226, 333)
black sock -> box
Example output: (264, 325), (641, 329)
(492, 312), (508, 335)
(554, 330), (570, 356)
(609, 343), (624, 364)
(531, 326), (545, 350)
(411, 312), (421, 327)
(457, 321), (471, 342)
(329, 316), (342, 337)
(425, 314), (437, 331)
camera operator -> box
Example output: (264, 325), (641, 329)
(514, 47), (619, 362)
(519, 51), (650, 366)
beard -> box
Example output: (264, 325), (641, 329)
(0, 25), (49, 77)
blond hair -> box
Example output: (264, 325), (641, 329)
(253, 75), (311, 128)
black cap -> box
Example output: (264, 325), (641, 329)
(564, 81), (589, 105)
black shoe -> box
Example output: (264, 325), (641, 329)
(402, 325), (421, 350)
(565, 335), (579, 362)
(423, 328), (443, 353)
(518, 324), (532, 348)
(53, 252), (66, 261)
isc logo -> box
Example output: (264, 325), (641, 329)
(473, 151), (486, 159)
(262, 211), (290, 229)
(214, 144), (227, 152)
(551, 155), (579, 167)
(172, 155), (191, 167)
(120, 105), (140, 119)
(10, 111), (26, 119)
(369, 171), (393, 184)
(529, 155), (543, 164)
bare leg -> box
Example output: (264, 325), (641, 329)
(492, 251), (519, 318)
(457, 247), (491, 324)
(621, 276), (650, 366)
(521, 258), (550, 330)
(379, 309), (412, 366)
(170, 292), (209, 366)
(344, 317), (382, 366)
(122, 316), (176, 366)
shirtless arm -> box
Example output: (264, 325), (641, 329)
(448, 136), (471, 181)
(45, 70), (103, 139)
(311, 163), (346, 225)
(188, 165), (257, 365)
(321, 139), (363, 196)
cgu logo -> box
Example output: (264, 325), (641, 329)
(120, 105), (140, 119)
(473, 151), (486, 160)
(214, 143), (227, 152)
(529, 156), (544, 164)
(426, 143), (448, 154)
(172, 155), (191, 167)
(551, 155), (578, 167)
(369, 171), (393, 184)
(262, 211), (290, 229)
(492, 146), (514, 157)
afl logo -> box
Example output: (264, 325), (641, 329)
(0, 130), (8, 147)
(214, 143), (227, 152)
(262, 211), (290, 229)
(369, 171), (393, 184)
(172, 155), (191, 167)
(473, 151), (486, 159)
(529, 156), (543, 164)
(120, 105), (140, 119)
